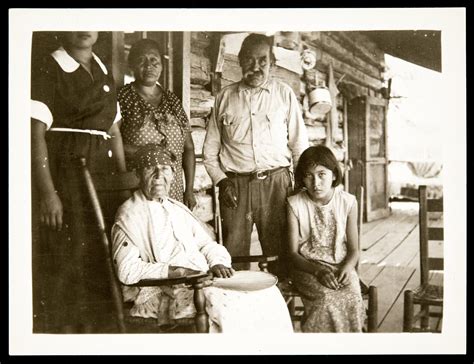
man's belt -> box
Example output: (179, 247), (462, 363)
(225, 166), (287, 180)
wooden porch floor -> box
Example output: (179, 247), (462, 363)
(250, 201), (443, 333)
(359, 201), (443, 333)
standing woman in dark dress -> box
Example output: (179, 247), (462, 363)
(31, 31), (127, 333)
(117, 39), (196, 209)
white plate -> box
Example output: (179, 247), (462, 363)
(211, 270), (278, 291)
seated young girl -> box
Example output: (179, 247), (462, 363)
(287, 145), (365, 332)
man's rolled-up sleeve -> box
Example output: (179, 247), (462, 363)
(203, 97), (228, 185)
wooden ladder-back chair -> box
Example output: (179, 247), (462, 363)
(403, 185), (444, 332)
(79, 157), (212, 333)
(213, 184), (378, 332)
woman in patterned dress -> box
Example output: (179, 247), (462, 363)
(287, 145), (365, 332)
(117, 39), (196, 209)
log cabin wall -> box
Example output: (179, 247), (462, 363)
(189, 32), (215, 225)
(188, 31), (389, 223)
(94, 31), (389, 224)
(188, 31), (387, 171)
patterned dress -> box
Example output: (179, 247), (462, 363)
(118, 83), (190, 202)
(287, 188), (366, 332)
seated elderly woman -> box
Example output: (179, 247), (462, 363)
(111, 143), (293, 333)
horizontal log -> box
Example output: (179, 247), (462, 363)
(303, 68), (327, 87)
(338, 80), (370, 100)
(191, 88), (213, 100)
(190, 82), (213, 114)
(309, 139), (325, 146)
(192, 31), (212, 42)
(191, 32), (211, 57)
(272, 66), (302, 98)
(190, 117), (207, 129)
(331, 31), (386, 70)
(317, 50), (383, 90)
(304, 119), (326, 128)
(221, 55), (242, 84)
(190, 83), (206, 90)
(194, 162), (213, 191)
(306, 124), (327, 141)
(190, 92), (214, 118)
(190, 107), (211, 119)
(303, 32), (382, 79)
(191, 127), (206, 156)
(191, 31), (211, 46)
(191, 43), (209, 57)
(193, 191), (214, 223)
(191, 53), (211, 85)
(301, 35), (383, 91)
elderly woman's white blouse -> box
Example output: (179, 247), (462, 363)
(111, 190), (293, 332)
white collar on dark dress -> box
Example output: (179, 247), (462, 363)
(51, 46), (108, 75)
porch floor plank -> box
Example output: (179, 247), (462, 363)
(359, 263), (385, 285)
(377, 267), (420, 332)
(361, 215), (404, 251)
(381, 224), (419, 267)
(368, 265), (416, 330)
(362, 214), (418, 265)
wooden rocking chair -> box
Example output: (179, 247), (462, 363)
(79, 157), (211, 333)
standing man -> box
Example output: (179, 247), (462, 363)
(203, 33), (309, 278)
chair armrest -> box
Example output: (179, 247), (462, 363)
(231, 255), (279, 264)
(126, 272), (212, 287)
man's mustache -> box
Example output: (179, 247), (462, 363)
(245, 71), (263, 78)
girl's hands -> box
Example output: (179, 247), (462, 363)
(40, 192), (63, 231)
(316, 269), (341, 290)
(337, 265), (352, 286)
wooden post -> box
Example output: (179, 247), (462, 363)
(419, 185), (429, 285)
(172, 32), (191, 119)
(368, 285), (378, 332)
(111, 32), (125, 89)
(403, 290), (414, 332)
(343, 98), (349, 191)
(193, 282), (209, 333)
(165, 31), (173, 92)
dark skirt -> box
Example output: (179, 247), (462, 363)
(32, 135), (122, 333)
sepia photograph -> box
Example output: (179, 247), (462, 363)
(9, 8), (466, 355)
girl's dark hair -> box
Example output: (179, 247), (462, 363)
(128, 38), (162, 67)
(238, 33), (276, 65)
(295, 145), (343, 189)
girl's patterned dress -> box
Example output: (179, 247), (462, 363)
(118, 83), (191, 202)
(287, 187), (366, 332)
